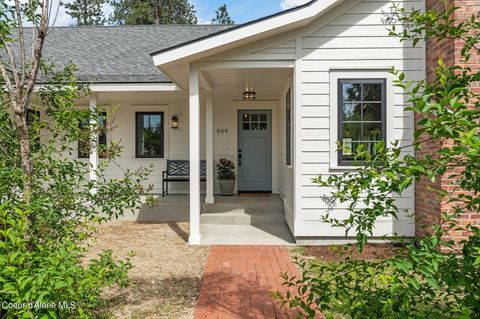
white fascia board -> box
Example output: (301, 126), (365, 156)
(32, 83), (178, 92)
(151, 0), (343, 67)
(90, 83), (178, 92)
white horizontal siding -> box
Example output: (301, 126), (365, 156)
(253, 40), (296, 55)
(303, 47), (424, 60)
(296, 0), (422, 237)
(303, 36), (415, 49)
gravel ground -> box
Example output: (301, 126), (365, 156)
(85, 221), (210, 319)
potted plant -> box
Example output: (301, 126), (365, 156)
(216, 158), (236, 196)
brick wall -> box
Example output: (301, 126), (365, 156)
(418, 0), (480, 241)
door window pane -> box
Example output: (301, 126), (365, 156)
(136, 112), (164, 158)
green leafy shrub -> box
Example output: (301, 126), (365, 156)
(278, 221), (480, 318)
(0, 208), (133, 318)
(276, 3), (480, 318)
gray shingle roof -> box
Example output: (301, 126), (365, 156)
(36, 25), (233, 83)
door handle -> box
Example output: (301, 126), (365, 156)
(238, 149), (242, 167)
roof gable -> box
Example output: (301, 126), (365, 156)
(151, 0), (345, 67)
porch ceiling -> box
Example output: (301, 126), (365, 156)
(204, 68), (292, 100)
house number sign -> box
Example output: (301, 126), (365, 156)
(216, 128), (229, 134)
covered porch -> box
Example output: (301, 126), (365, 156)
(186, 61), (296, 244)
(86, 63), (296, 245)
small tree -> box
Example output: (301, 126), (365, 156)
(63, 0), (107, 26)
(0, 1), (151, 317)
(212, 4), (234, 25)
(276, 3), (480, 318)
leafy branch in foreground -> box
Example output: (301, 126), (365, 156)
(1, 2), (153, 318)
(276, 2), (480, 318)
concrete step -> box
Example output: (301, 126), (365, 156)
(200, 224), (295, 245)
(201, 203), (285, 225)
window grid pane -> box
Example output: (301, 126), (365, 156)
(339, 80), (385, 165)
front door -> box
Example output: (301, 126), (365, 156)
(237, 110), (272, 192)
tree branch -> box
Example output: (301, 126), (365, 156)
(14, 0), (26, 87)
(0, 35), (20, 94)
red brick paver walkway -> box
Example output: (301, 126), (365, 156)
(194, 245), (300, 319)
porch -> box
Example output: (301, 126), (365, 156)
(85, 63), (295, 245)
(123, 194), (295, 245)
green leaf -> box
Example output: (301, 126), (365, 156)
(426, 277), (439, 289)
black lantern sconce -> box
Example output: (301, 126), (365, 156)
(171, 116), (179, 129)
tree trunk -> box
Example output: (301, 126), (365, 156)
(83, 0), (88, 25)
(12, 101), (32, 204)
(154, 0), (162, 25)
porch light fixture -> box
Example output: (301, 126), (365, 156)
(242, 80), (256, 101)
(171, 116), (179, 129)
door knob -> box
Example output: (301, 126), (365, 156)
(238, 149), (242, 166)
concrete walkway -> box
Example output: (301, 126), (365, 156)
(194, 246), (300, 319)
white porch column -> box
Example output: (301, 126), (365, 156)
(189, 67), (202, 245)
(89, 93), (99, 194)
(205, 91), (214, 204)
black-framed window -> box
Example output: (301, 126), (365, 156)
(286, 87), (292, 166)
(338, 79), (386, 165)
(135, 112), (164, 158)
(26, 109), (40, 150)
(78, 112), (107, 158)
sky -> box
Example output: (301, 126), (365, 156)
(52, 0), (311, 26)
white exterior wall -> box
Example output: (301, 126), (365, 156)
(74, 91), (205, 194)
(72, 91), (283, 196)
(293, 0), (422, 238)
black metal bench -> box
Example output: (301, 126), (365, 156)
(162, 160), (207, 197)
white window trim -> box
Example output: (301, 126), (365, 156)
(329, 69), (395, 170)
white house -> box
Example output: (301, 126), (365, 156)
(40, 0), (421, 244)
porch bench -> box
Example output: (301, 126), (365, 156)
(162, 160), (207, 197)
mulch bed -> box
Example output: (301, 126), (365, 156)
(293, 243), (404, 263)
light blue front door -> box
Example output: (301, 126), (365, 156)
(237, 110), (272, 192)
